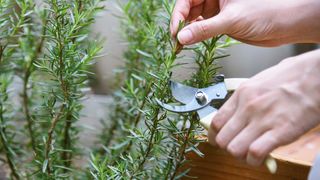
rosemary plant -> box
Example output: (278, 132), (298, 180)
(32, 1), (104, 178)
(0, 0), (104, 179)
(92, 0), (236, 179)
(0, 0), (235, 179)
(0, 1), (33, 178)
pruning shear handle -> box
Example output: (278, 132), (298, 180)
(199, 78), (277, 174)
(199, 78), (246, 130)
(157, 77), (277, 174)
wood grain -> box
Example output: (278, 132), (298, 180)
(183, 126), (320, 179)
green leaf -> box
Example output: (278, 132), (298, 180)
(136, 49), (152, 58)
(42, 159), (48, 173)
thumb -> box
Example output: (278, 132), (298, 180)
(177, 14), (230, 45)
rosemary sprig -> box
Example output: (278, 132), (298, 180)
(1, 0), (104, 178)
(92, 0), (237, 179)
(0, 0), (34, 178)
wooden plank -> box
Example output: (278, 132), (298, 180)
(183, 126), (320, 179)
(184, 143), (310, 180)
(271, 127), (320, 166)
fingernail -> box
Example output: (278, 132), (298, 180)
(177, 29), (193, 44)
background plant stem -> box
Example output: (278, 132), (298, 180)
(0, 104), (20, 179)
(22, 21), (47, 151)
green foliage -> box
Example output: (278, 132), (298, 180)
(0, 0), (236, 179)
(92, 0), (236, 179)
(0, 0), (104, 179)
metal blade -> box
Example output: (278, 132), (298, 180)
(196, 106), (217, 119)
(201, 82), (228, 101)
(156, 98), (209, 113)
(170, 81), (198, 104)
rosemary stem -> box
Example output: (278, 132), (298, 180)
(22, 19), (47, 151)
(170, 114), (197, 179)
(0, 104), (20, 179)
(61, 112), (72, 170)
(44, 104), (65, 175)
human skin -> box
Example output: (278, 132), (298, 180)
(171, 0), (320, 47)
(209, 50), (320, 166)
(170, 0), (320, 166)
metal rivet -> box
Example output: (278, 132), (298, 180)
(215, 74), (225, 82)
(195, 91), (207, 105)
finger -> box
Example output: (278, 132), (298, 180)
(187, 4), (204, 22)
(208, 92), (238, 146)
(202, 0), (220, 18)
(210, 90), (239, 132)
(177, 13), (231, 45)
(171, 0), (205, 36)
(227, 122), (267, 159)
(215, 109), (248, 149)
(231, 36), (285, 47)
(208, 127), (218, 146)
(247, 131), (281, 166)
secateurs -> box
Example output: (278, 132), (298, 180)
(156, 75), (278, 174)
(156, 74), (244, 130)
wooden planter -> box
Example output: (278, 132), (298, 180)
(184, 126), (320, 179)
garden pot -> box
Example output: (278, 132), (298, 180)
(183, 79), (320, 180)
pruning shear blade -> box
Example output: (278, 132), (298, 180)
(156, 75), (228, 122)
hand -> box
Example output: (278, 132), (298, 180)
(171, 0), (320, 46)
(208, 49), (320, 166)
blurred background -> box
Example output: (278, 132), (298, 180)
(91, 0), (320, 94)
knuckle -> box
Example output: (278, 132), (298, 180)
(197, 21), (210, 39)
(211, 113), (224, 130)
(227, 144), (244, 158)
(226, 124), (238, 133)
(211, 119), (221, 131)
(248, 145), (265, 159)
(244, 100), (257, 112)
(237, 83), (252, 95)
(215, 136), (227, 149)
(268, 132), (281, 146)
(237, 83), (262, 102)
(273, 128), (295, 145)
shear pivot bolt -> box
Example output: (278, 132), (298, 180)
(215, 74), (225, 83)
(195, 91), (207, 105)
